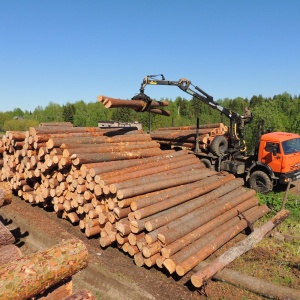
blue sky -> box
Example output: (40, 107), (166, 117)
(0, 0), (299, 112)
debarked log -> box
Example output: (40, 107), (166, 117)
(0, 238), (88, 300)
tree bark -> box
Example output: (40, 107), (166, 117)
(0, 239), (88, 300)
(0, 244), (22, 266)
(0, 221), (15, 245)
(63, 289), (96, 300)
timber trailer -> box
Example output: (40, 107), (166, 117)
(132, 74), (300, 193)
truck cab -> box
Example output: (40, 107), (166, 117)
(249, 132), (300, 193)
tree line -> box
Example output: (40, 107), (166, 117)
(0, 93), (299, 154)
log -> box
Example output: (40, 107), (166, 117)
(0, 244), (22, 266)
(0, 221), (15, 245)
(39, 122), (73, 127)
(117, 168), (215, 199)
(98, 95), (169, 114)
(191, 209), (290, 287)
(175, 205), (270, 276)
(98, 95), (168, 107)
(63, 289), (96, 300)
(147, 108), (171, 116)
(72, 148), (164, 166)
(0, 181), (12, 207)
(37, 276), (72, 299)
(193, 262), (300, 300)
(156, 123), (227, 131)
(0, 239), (88, 300)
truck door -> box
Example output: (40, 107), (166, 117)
(261, 142), (282, 173)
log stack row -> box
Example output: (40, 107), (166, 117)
(0, 125), (270, 287)
(150, 123), (228, 151)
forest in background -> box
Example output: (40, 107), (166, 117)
(0, 92), (299, 155)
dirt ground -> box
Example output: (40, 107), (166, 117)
(0, 190), (299, 300)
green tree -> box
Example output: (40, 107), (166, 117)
(62, 102), (76, 123)
(0, 112), (13, 131)
(42, 102), (64, 122)
(73, 100), (89, 126)
(3, 118), (39, 131)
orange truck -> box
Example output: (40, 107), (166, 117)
(134, 74), (300, 193)
(248, 131), (300, 192)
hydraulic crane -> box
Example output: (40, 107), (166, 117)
(132, 74), (300, 193)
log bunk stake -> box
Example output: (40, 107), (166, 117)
(0, 124), (288, 297)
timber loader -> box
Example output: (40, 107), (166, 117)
(132, 74), (300, 193)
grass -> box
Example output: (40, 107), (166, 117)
(257, 189), (300, 222)
(229, 187), (300, 290)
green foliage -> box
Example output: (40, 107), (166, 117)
(3, 118), (39, 131)
(62, 102), (76, 123)
(257, 191), (300, 221)
(0, 91), (299, 137)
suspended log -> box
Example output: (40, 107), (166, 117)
(98, 95), (170, 116)
(0, 239), (88, 300)
(191, 209), (290, 287)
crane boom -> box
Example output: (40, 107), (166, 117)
(138, 74), (242, 124)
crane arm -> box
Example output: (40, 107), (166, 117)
(138, 75), (242, 124)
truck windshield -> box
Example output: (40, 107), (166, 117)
(282, 138), (300, 155)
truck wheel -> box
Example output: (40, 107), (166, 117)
(249, 171), (273, 193)
(200, 158), (212, 170)
(210, 136), (228, 156)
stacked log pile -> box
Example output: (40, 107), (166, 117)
(150, 123), (228, 151)
(0, 125), (271, 288)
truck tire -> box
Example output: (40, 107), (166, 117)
(210, 136), (228, 156)
(200, 158), (212, 170)
(249, 170), (273, 193)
